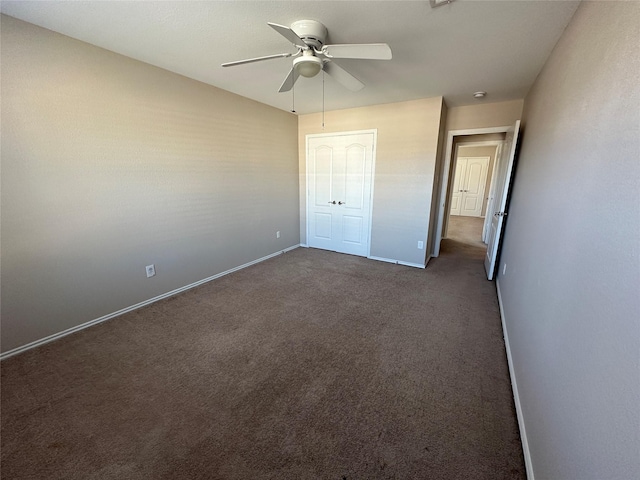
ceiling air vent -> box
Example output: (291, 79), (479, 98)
(430, 0), (454, 8)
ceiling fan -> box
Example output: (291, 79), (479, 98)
(222, 20), (392, 93)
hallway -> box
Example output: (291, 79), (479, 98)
(437, 215), (488, 273)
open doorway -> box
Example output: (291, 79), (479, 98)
(441, 134), (504, 250)
(432, 122), (521, 280)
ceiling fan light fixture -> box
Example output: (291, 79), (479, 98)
(473, 91), (487, 99)
(293, 55), (323, 78)
(223, 19), (390, 93)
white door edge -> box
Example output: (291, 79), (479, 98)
(485, 120), (521, 280)
(483, 143), (503, 243)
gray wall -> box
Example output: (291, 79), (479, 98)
(1, 16), (300, 353)
(497, 2), (640, 479)
(298, 98), (445, 267)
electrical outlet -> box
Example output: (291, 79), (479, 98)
(276, 231), (280, 239)
(146, 264), (156, 278)
(417, 241), (424, 250)
(503, 263), (507, 275)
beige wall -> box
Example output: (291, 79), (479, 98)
(0, 16), (299, 353)
(497, 2), (640, 479)
(455, 133), (505, 143)
(298, 98), (444, 266)
(446, 99), (523, 131)
(426, 101), (448, 258)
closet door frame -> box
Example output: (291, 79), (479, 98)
(305, 129), (377, 257)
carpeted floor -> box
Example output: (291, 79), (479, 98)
(446, 215), (487, 249)
(1, 218), (524, 479)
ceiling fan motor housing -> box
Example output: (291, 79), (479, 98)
(291, 20), (328, 49)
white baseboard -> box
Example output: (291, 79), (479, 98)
(424, 254), (433, 268)
(496, 279), (534, 480)
(0, 245), (301, 361)
(367, 255), (425, 269)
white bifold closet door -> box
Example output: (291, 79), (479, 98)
(450, 156), (490, 217)
(307, 132), (375, 257)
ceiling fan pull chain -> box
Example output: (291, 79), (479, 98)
(322, 70), (325, 129)
(291, 81), (295, 113)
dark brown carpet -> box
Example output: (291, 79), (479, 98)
(1, 221), (524, 479)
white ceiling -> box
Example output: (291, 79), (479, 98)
(1, 0), (580, 115)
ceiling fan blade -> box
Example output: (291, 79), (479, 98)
(278, 68), (300, 93)
(323, 62), (365, 91)
(322, 43), (392, 60)
(268, 22), (308, 49)
(222, 52), (292, 68)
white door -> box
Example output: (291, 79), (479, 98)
(307, 132), (375, 257)
(484, 121), (521, 280)
(449, 158), (466, 216)
(450, 157), (490, 217)
(460, 157), (490, 217)
(483, 144), (503, 243)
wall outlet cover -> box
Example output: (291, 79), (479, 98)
(146, 264), (156, 278)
